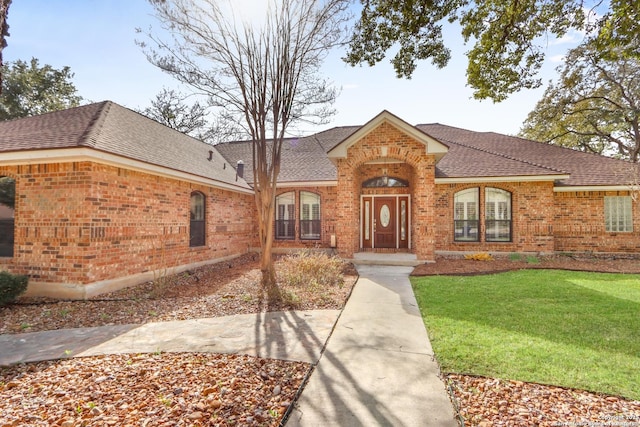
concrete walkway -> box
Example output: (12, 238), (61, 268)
(1, 265), (457, 426)
(0, 310), (340, 366)
(286, 265), (457, 427)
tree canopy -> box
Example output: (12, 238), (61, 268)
(0, 58), (82, 120)
(520, 40), (640, 162)
(345, 0), (639, 102)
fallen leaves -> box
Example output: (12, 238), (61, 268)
(447, 374), (640, 426)
(0, 353), (309, 427)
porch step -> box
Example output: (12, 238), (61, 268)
(349, 252), (422, 267)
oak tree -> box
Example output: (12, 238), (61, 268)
(345, 0), (639, 102)
(0, 58), (82, 120)
(520, 41), (640, 162)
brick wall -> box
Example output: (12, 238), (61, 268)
(0, 161), (256, 295)
(554, 190), (640, 253)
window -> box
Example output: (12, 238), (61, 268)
(605, 196), (633, 232)
(276, 192), (295, 239)
(485, 188), (511, 242)
(300, 191), (321, 240)
(190, 192), (206, 247)
(362, 176), (409, 188)
(454, 188), (479, 241)
(0, 176), (15, 257)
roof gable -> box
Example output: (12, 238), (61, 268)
(327, 110), (449, 162)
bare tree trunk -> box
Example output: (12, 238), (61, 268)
(255, 166), (280, 305)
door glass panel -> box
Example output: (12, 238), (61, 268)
(380, 204), (390, 227)
(364, 201), (370, 240)
(401, 200), (406, 241)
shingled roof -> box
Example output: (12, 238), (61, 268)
(418, 123), (634, 187)
(218, 121), (635, 188)
(3, 102), (633, 189)
(0, 101), (252, 192)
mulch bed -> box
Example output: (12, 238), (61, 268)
(412, 253), (640, 276)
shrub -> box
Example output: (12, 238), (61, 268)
(277, 250), (344, 290)
(464, 252), (494, 261)
(508, 253), (522, 261)
(0, 271), (28, 306)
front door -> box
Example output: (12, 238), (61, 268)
(374, 197), (396, 248)
(361, 195), (410, 250)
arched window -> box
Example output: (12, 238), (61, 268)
(362, 176), (409, 188)
(0, 176), (16, 257)
(300, 192), (321, 240)
(190, 192), (206, 247)
(485, 188), (512, 242)
(275, 192), (295, 239)
(454, 188), (479, 242)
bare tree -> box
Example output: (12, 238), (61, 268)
(141, 0), (348, 302)
(139, 88), (245, 144)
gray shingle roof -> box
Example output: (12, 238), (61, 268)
(0, 101), (251, 191)
(418, 124), (634, 186)
(2, 102), (633, 189)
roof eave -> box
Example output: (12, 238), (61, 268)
(435, 174), (571, 184)
(0, 147), (255, 194)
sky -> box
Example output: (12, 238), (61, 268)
(4, 0), (583, 137)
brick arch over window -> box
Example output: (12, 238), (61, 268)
(190, 191), (206, 247)
(0, 175), (16, 257)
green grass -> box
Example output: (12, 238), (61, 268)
(411, 270), (640, 400)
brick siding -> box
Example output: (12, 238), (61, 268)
(554, 190), (640, 253)
(0, 161), (256, 295)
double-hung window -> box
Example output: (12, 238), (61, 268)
(605, 196), (633, 232)
(454, 188), (479, 241)
(485, 188), (511, 242)
(275, 192), (295, 239)
(300, 192), (321, 240)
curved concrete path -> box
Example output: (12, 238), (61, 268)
(286, 265), (457, 427)
(0, 310), (340, 366)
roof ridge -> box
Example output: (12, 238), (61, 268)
(440, 137), (569, 175)
(77, 101), (112, 148)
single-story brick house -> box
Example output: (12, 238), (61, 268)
(1, 101), (638, 298)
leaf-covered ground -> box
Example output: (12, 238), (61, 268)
(2, 253), (639, 425)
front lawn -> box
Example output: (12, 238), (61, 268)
(411, 270), (640, 400)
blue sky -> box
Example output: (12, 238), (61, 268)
(4, 0), (581, 136)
